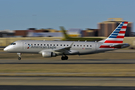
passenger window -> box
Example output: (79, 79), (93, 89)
(84, 45), (85, 47)
(57, 44), (58, 46)
(61, 44), (62, 46)
(53, 44), (55, 46)
(90, 45), (92, 47)
(34, 44), (36, 46)
(74, 45), (75, 47)
(37, 44), (39, 46)
(77, 45), (79, 47)
(67, 45), (68, 46)
(44, 44), (45, 46)
(41, 44), (42, 46)
(80, 45), (82, 47)
(87, 45), (88, 47)
(50, 44), (52, 46)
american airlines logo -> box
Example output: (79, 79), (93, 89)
(27, 45), (31, 49)
(28, 46), (56, 49)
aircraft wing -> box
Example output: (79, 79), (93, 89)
(53, 42), (79, 54)
(54, 42), (74, 52)
(54, 47), (71, 52)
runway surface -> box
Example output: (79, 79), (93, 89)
(0, 59), (135, 64)
(0, 85), (135, 90)
(0, 50), (135, 89)
(0, 76), (135, 86)
(0, 76), (135, 90)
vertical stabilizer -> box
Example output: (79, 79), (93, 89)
(100, 21), (128, 48)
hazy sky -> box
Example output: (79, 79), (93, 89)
(0, 0), (134, 31)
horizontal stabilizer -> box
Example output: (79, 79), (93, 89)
(110, 43), (130, 48)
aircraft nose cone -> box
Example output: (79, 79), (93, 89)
(3, 47), (8, 52)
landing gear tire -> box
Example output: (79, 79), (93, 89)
(18, 57), (21, 60)
(17, 53), (22, 60)
(61, 57), (64, 60)
(61, 55), (68, 60)
(65, 56), (68, 60)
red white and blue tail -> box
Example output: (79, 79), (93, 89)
(100, 21), (128, 48)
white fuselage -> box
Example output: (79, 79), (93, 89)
(4, 40), (115, 55)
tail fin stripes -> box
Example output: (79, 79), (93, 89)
(100, 21), (128, 48)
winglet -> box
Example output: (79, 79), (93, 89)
(54, 42), (74, 52)
(69, 42), (74, 48)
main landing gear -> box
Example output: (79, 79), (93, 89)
(17, 53), (21, 60)
(61, 55), (68, 60)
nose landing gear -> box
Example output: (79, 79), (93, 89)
(17, 53), (21, 60)
(18, 57), (21, 60)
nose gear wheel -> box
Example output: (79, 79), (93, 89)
(17, 53), (22, 60)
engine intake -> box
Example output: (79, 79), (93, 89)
(42, 51), (56, 58)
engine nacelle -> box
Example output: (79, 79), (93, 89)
(42, 51), (56, 58)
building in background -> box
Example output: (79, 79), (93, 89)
(15, 28), (62, 37)
(1, 18), (133, 37)
(27, 28), (62, 37)
(82, 28), (98, 37)
(27, 32), (62, 37)
(0, 30), (15, 37)
(98, 18), (133, 37)
(15, 30), (27, 37)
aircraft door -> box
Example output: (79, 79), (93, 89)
(24, 42), (29, 49)
(94, 42), (98, 51)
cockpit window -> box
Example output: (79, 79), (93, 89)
(10, 43), (16, 45)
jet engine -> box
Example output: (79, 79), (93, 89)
(42, 51), (56, 58)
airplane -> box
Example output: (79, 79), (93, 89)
(4, 22), (129, 60)
(60, 26), (103, 41)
